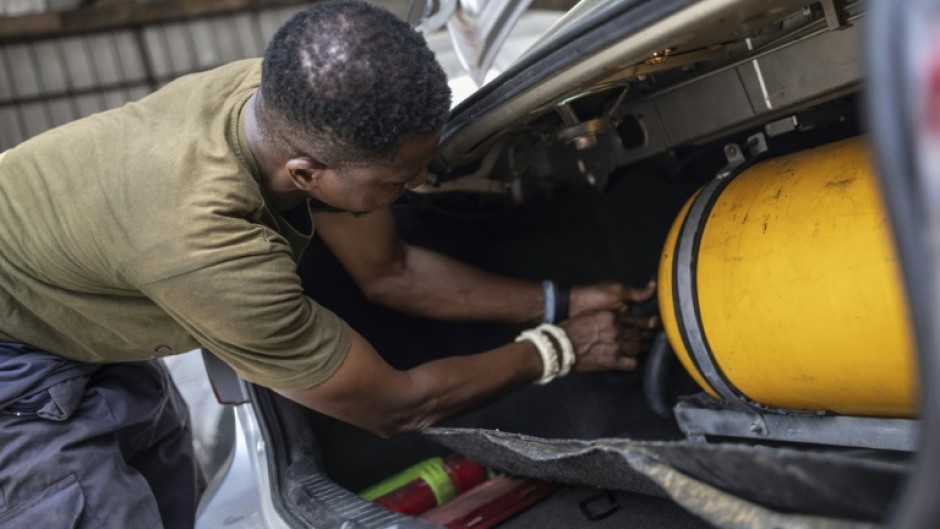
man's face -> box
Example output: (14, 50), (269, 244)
(312, 134), (439, 215)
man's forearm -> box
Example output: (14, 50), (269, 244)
(313, 207), (637, 323)
(362, 244), (546, 323)
(392, 341), (543, 433)
(277, 334), (544, 437)
(275, 311), (632, 438)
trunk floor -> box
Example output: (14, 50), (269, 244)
(295, 369), (687, 493)
(498, 486), (713, 529)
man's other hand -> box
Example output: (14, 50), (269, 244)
(569, 280), (657, 317)
(562, 279), (660, 372)
(559, 311), (634, 372)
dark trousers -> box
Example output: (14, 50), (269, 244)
(0, 346), (201, 529)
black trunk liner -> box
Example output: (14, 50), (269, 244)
(296, 171), (700, 492)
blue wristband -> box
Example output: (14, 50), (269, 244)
(542, 280), (556, 323)
(542, 280), (572, 323)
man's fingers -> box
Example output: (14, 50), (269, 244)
(622, 280), (656, 302)
(568, 309), (650, 373)
(619, 324), (656, 356)
(593, 343), (636, 371)
(615, 355), (638, 371)
(618, 313), (659, 329)
(620, 336), (652, 356)
(620, 342), (640, 357)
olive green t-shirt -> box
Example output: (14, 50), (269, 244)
(0, 59), (351, 390)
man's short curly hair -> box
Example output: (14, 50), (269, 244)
(258, 0), (451, 166)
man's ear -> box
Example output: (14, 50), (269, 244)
(285, 157), (327, 192)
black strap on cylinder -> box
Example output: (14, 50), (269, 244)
(671, 174), (756, 412)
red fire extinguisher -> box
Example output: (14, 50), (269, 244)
(360, 454), (490, 516)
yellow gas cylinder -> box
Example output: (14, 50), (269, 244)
(657, 136), (917, 418)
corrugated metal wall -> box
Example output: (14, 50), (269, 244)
(0, 4), (305, 151)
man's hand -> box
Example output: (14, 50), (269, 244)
(569, 281), (658, 317)
(561, 311), (635, 371)
(559, 310), (653, 372)
(561, 281), (660, 372)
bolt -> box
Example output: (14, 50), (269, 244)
(749, 420), (767, 435)
(575, 136), (597, 150)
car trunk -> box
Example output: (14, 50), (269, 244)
(251, 119), (912, 528)
(237, 1), (925, 526)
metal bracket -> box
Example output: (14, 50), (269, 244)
(746, 132), (768, 158)
(716, 133), (768, 178)
(819, 0), (850, 31)
(556, 103), (603, 150)
(675, 394), (921, 452)
(716, 143), (746, 179)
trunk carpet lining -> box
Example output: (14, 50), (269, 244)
(423, 427), (906, 527)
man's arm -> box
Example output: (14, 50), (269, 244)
(312, 207), (656, 324)
(275, 310), (631, 437)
